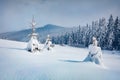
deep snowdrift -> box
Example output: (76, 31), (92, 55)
(0, 39), (120, 80)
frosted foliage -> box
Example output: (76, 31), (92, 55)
(27, 35), (41, 52)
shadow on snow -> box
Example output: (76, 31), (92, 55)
(59, 59), (84, 63)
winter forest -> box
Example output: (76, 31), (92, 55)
(52, 15), (120, 50)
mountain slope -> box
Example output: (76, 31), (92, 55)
(0, 39), (120, 80)
(0, 24), (72, 42)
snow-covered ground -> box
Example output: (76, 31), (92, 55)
(0, 39), (120, 80)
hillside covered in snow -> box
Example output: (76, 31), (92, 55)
(0, 39), (120, 80)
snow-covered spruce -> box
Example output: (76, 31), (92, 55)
(43, 35), (54, 50)
(84, 37), (104, 66)
(27, 16), (41, 52)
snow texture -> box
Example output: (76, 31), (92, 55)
(0, 39), (120, 80)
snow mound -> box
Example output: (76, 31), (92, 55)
(0, 39), (120, 80)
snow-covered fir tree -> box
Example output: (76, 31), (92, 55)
(113, 16), (120, 50)
(27, 16), (41, 52)
(106, 15), (115, 50)
(98, 18), (107, 49)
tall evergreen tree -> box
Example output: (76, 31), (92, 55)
(114, 17), (120, 50)
(98, 17), (107, 48)
(106, 15), (115, 50)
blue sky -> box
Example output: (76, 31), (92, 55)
(0, 0), (120, 33)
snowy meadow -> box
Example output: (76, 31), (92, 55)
(0, 39), (120, 80)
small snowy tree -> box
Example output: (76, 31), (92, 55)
(44, 35), (53, 50)
(27, 16), (41, 52)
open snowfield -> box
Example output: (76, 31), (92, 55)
(0, 39), (120, 80)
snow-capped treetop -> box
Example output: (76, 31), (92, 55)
(31, 16), (36, 33)
(92, 37), (98, 46)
